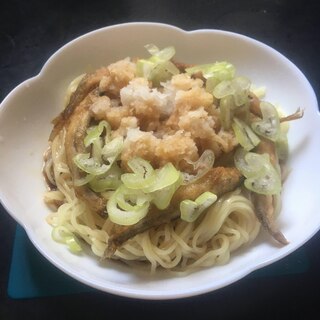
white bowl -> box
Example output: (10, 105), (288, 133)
(0, 22), (319, 300)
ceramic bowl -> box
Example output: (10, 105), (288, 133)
(0, 22), (319, 300)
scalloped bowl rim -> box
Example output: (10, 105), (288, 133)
(0, 22), (319, 300)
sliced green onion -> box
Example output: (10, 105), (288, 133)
(89, 176), (122, 192)
(73, 153), (111, 176)
(234, 148), (268, 178)
(219, 95), (235, 130)
(234, 148), (281, 195)
(102, 136), (124, 162)
(213, 80), (235, 99)
(84, 120), (112, 161)
(84, 120), (111, 147)
(216, 77), (251, 130)
(149, 60), (180, 86)
(205, 76), (220, 94)
(152, 175), (183, 210)
(251, 101), (280, 141)
(51, 226), (82, 253)
(244, 169), (281, 195)
(182, 150), (215, 184)
(136, 44), (179, 86)
(185, 61), (235, 80)
(180, 192), (217, 222)
(136, 59), (154, 78)
(74, 135), (123, 179)
(89, 164), (122, 192)
(232, 117), (261, 151)
(65, 237), (82, 253)
(73, 120), (120, 179)
(145, 44), (161, 56)
(74, 173), (95, 186)
(127, 157), (154, 176)
(121, 158), (182, 210)
(122, 159), (181, 193)
(143, 163), (181, 193)
(231, 76), (251, 106)
(213, 76), (251, 106)
(145, 44), (176, 61)
(107, 185), (151, 226)
(121, 158), (156, 190)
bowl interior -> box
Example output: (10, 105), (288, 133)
(0, 22), (319, 299)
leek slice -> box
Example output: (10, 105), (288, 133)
(121, 159), (181, 193)
(51, 226), (82, 253)
(89, 164), (122, 192)
(121, 158), (156, 190)
(73, 130), (123, 179)
(74, 173), (95, 187)
(182, 150), (215, 184)
(213, 76), (251, 107)
(213, 80), (235, 98)
(145, 44), (176, 61)
(107, 185), (151, 226)
(234, 147), (265, 178)
(152, 175), (183, 210)
(89, 175), (122, 192)
(73, 153), (111, 176)
(215, 77), (251, 129)
(234, 148), (281, 195)
(251, 101), (280, 141)
(180, 192), (217, 222)
(84, 120), (111, 162)
(219, 95), (235, 130)
(244, 170), (281, 195)
(84, 120), (111, 147)
(232, 117), (261, 151)
(185, 61), (235, 80)
(143, 163), (181, 193)
(120, 158), (182, 211)
(205, 76), (220, 94)
(101, 136), (124, 163)
(136, 44), (179, 86)
(136, 59), (154, 79)
(231, 76), (251, 106)
(149, 60), (179, 86)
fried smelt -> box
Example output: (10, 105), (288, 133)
(49, 67), (109, 141)
(64, 89), (107, 215)
(105, 167), (243, 257)
(253, 138), (288, 245)
(279, 107), (304, 123)
(249, 91), (304, 123)
(252, 193), (288, 245)
(249, 90), (304, 245)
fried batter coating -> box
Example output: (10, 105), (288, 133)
(167, 86), (214, 128)
(99, 58), (136, 97)
(120, 129), (198, 170)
